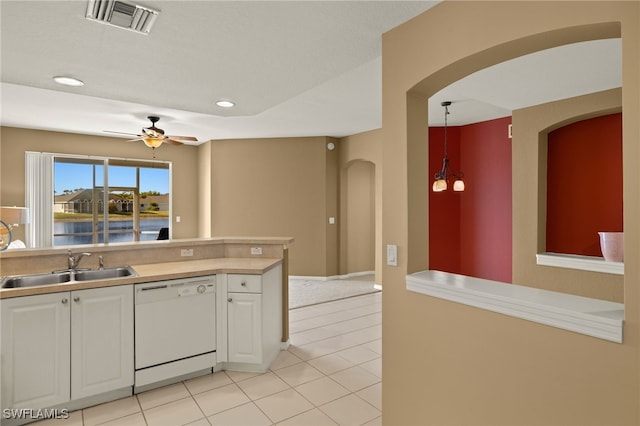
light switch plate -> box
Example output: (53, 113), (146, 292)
(387, 244), (398, 266)
(251, 247), (263, 255)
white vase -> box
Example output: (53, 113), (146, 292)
(598, 232), (624, 262)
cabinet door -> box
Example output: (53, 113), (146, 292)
(1, 293), (71, 409)
(227, 293), (262, 364)
(71, 285), (134, 400)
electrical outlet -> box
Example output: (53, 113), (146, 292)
(181, 248), (193, 257)
(251, 247), (263, 255)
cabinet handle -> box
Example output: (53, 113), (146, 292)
(73, 296), (80, 303)
(61, 298), (68, 304)
(227, 298), (233, 303)
(241, 281), (247, 286)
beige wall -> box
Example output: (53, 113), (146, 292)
(0, 126), (379, 279)
(339, 129), (383, 283)
(0, 127), (200, 239)
(382, 1), (639, 425)
(199, 136), (338, 277)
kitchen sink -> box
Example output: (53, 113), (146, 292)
(1, 266), (138, 288)
(1, 272), (72, 288)
(74, 266), (137, 281)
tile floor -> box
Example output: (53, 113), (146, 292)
(35, 291), (382, 426)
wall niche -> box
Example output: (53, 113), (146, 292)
(546, 113), (623, 258)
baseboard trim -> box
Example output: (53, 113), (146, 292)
(290, 271), (375, 281)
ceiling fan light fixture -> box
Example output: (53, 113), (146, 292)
(142, 136), (164, 148)
(215, 100), (235, 108)
(53, 76), (84, 87)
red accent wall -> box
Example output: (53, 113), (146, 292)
(429, 126), (461, 274)
(429, 117), (512, 283)
(546, 113), (623, 256)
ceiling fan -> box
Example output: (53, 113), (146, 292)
(106, 116), (198, 149)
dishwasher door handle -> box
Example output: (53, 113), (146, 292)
(140, 285), (168, 292)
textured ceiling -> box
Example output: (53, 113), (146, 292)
(0, 1), (621, 143)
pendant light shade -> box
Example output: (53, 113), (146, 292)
(432, 101), (464, 192)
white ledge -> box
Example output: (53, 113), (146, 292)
(536, 252), (623, 275)
(406, 270), (624, 343)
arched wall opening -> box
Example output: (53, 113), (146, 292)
(406, 22), (623, 277)
(343, 160), (376, 276)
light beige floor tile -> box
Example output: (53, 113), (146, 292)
(100, 412), (147, 426)
(358, 357), (382, 378)
(82, 396), (140, 426)
(235, 372), (290, 400)
(335, 346), (379, 365)
(144, 397), (205, 426)
(356, 383), (382, 410)
(330, 366), (380, 392)
(193, 383), (251, 416)
(207, 402), (271, 426)
(289, 333), (314, 346)
(185, 370), (233, 395)
(294, 377), (350, 406)
(359, 339), (382, 355)
(276, 408), (338, 426)
(362, 416), (382, 425)
(137, 382), (191, 410)
(319, 394), (380, 426)
(294, 326), (342, 343)
(273, 362), (324, 387)
(269, 350), (304, 370)
(306, 353), (354, 375)
(30, 409), (83, 426)
(288, 307), (324, 322)
(254, 388), (314, 423)
(225, 370), (261, 383)
(185, 418), (212, 426)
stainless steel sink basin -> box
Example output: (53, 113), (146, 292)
(1, 266), (137, 289)
(1, 272), (72, 288)
(73, 266), (137, 281)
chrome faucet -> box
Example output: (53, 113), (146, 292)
(68, 249), (92, 271)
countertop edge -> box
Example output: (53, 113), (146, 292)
(0, 237), (295, 258)
(1, 258), (283, 299)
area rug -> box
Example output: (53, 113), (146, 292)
(289, 275), (380, 309)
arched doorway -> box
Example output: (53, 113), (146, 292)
(344, 160), (375, 275)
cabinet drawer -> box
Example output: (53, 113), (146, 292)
(228, 274), (262, 293)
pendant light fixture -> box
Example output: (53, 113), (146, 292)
(433, 101), (464, 192)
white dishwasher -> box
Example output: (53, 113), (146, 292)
(134, 276), (216, 391)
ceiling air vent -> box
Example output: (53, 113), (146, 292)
(86, 0), (159, 35)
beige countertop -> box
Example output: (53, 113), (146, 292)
(0, 257), (282, 299)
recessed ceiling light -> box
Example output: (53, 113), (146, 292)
(215, 100), (235, 108)
(53, 76), (85, 87)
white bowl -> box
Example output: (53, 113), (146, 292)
(598, 232), (624, 262)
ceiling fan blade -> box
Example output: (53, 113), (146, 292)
(127, 137), (143, 142)
(104, 130), (140, 137)
(166, 135), (198, 142)
(166, 138), (185, 145)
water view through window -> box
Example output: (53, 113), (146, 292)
(53, 157), (171, 246)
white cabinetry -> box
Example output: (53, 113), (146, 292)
(1, 293), (71, 410)
(1, 286), (133, 411)
(71, 286), (134, 399)
(228, 291), (262, 364)
(223, 265), (282, 372)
